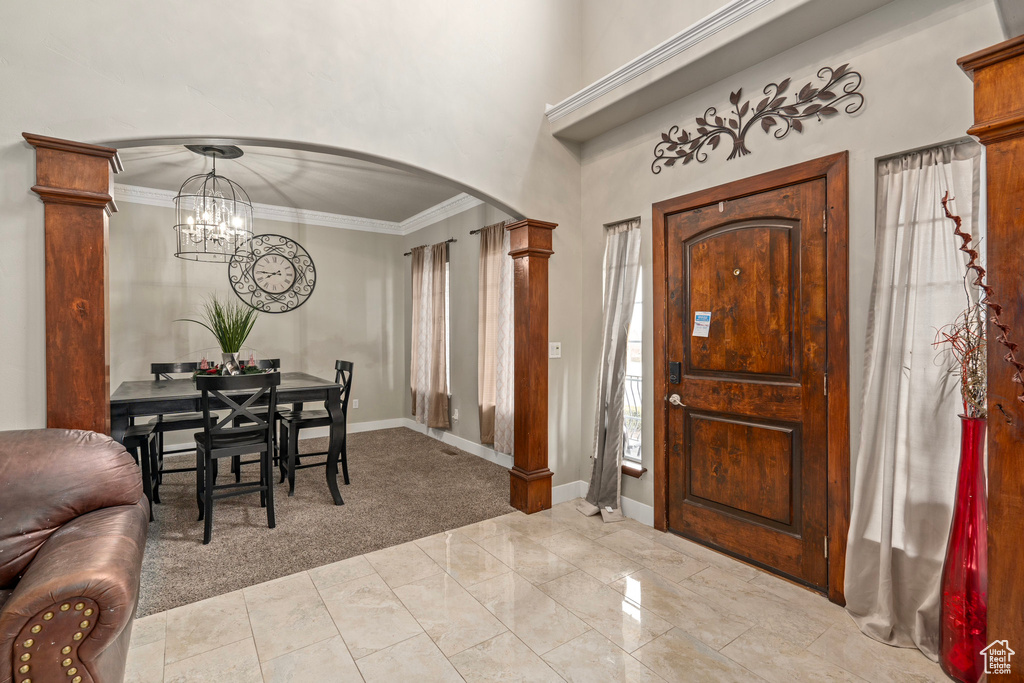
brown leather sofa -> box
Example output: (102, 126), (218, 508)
(0, 430), (149, 683)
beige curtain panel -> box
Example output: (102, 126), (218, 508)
(845, 139), (982, 659)
(477, 221), (515, 454)
(494, 225), (515, 455)
(477, 222), (504, 445)
(410, 242), (451, 429)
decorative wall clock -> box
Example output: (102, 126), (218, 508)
(228, 234), (316, 313)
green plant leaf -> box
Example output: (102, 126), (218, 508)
(177, 295), (259, 353)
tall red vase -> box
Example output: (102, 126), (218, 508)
(939, 415), (988, 683)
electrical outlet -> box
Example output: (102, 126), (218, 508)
(453, 408), (459, 421)
(549, 342), (562, 359)
(352, 399), (359, 409)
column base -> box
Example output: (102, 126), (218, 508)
(509, 466), (553, 514)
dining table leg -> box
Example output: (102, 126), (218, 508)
(111, 403), (129, 445)
(326, 387), (345, 506)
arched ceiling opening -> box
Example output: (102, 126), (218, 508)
(104, 136), (525, 223)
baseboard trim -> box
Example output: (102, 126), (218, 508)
(552, 480), (588, 505)
(299, 418), (408, 439)
(397, 419), (515, 469)
(551, 480), (654, 527)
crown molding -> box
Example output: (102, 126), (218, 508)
(545, 0), (773, 123)
(114, 184), (482, 236)
(399, 192), (484, 235)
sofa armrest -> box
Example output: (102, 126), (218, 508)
(0, 501), (148, 683)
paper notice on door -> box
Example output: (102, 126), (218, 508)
(692, 311), (711, 337)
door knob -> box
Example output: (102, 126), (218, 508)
(668, 394), (685, 407)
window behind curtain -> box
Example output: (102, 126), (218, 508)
(623, 267), (643, 464)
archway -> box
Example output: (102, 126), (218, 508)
(25, 132), (553, 514)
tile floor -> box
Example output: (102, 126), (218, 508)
(125, 499), (945, 682)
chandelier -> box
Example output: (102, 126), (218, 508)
(173, 145), (254, 262)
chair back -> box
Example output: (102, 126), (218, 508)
(152, 362), (200, 380)
(334, 360), (354, 414)
(195, 372), (281, 452)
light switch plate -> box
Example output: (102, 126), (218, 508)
(453, 408), (459, 421)
(549, 342), (562, 359)
(352, 399), (359, 409)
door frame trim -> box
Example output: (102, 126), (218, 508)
(651, 151), (850, 604)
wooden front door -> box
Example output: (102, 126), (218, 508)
(661, 178), (829, 589)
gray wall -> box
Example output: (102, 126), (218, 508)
(400, 205), (513, 446)
(578, 0), (1001, 506)
(110, 202), (407, 427)
(580, 0), (731, 83)
(0, 1), (585, 491)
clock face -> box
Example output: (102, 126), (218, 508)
(254, 254), (296, 294)
(228, 234), (316, 313)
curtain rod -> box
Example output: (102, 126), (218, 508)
(469, 219), (514, 235)
(403, 237), (456, 256)
(604, 216), (641, 229)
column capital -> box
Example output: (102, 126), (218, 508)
(507, 219), (556, 259)
(959, 35), (1024, 144)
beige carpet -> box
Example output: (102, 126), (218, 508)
(138, 427), (514, 616)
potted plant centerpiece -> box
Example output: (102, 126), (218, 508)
(178, 295), (259, 374)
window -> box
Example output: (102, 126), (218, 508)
(623, 267), (643, 464)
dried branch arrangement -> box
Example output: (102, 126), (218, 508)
(935, 303), (987, 418)
(940, 193), (1024, 417)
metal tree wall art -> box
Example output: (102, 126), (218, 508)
(651, 64), (864, 173)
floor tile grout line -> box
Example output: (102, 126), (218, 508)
(534, 571), (671, 655)
(351, 630), (432, 664)
(467, 569), (594, 659)
(419, 527), (516, 583)
(496, 629), (570, 682)
(470, 526), (584, 580)
(545, 627), (656, 681)
(714, 624), (755, 653)
(389, 568), (509, 660)
(161, 592), (256, 667)
(242, 570), (342, 666)
(162, 635), (258, 675)
(310, 560), (389, 673)
(719, 626), (875, 683)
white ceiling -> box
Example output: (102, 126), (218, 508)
(116, 145), (463, 223)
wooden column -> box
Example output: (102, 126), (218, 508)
(24, 133), (120, 435)
(507, 219), (557, 514)
(959, 37), (1024, 670)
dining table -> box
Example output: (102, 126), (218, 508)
(110, 371), (347, 505)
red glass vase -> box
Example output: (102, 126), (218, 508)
(939, 415), (988, 683)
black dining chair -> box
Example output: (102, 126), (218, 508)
(277, 360), (353, 496)
(230, 359), (281, 481)
(121, 423), (160, 521)
(148, 362), (205, 497)
(148, 362), (204, 482)
(194, 371), (280, 545)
